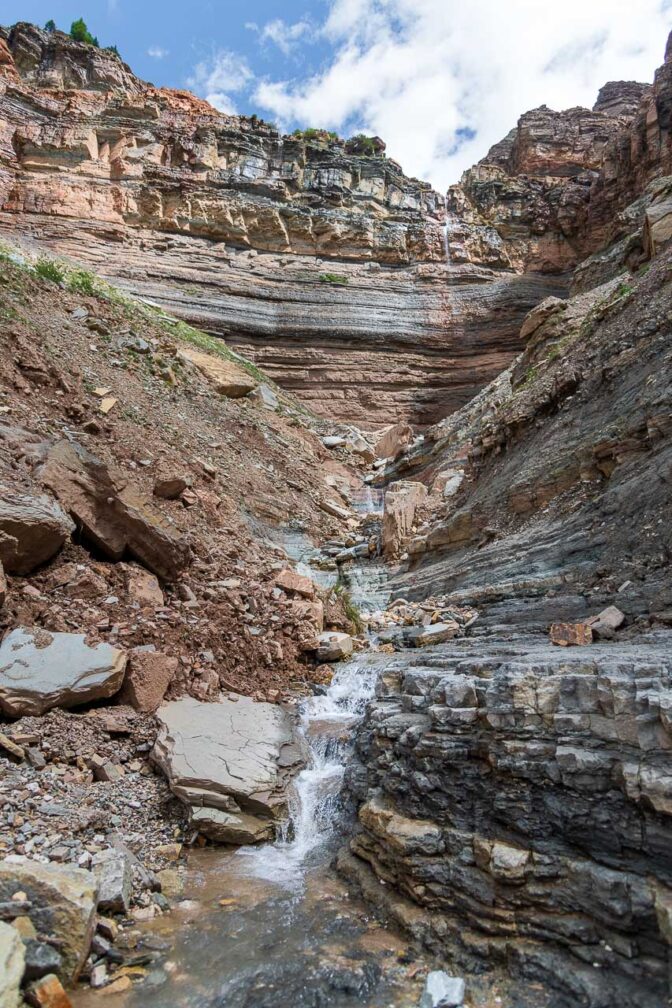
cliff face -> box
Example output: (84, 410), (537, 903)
(0, 22), (646, 427)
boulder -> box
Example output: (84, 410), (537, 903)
(22, 940), (63, 982)
(120, 649), (177, 713)
(374, 421), (413, 461)
(316, 631), (353, 662)
(152, 472), (190, 500)
(549, 622), (593, 647)
(0, 920), (24, 1008)
(91, 850), (132, 914)
(152, 697), (299, 844)
(38, 440), (190, 582)
(291, 599), (324, 632)
(126, 567), (164, 607)
(587, 605), (626, 638)
(176, 345), (257, 398)
(412, 621), (460, 647)
(275, 569), (315, 599)
(382, 481), (428, 557)
(0, 489), (74, 575)
(250, 383), (278, 410)
(419, 971), (465, 1008)
(0, 861), (97, 982)
(0, 627), (127, 717)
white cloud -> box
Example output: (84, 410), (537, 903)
(251, 0), (671, 190)
(147, 46), (169, 60)
(188, 51), (254, 115)
(256, 18), (314, 55)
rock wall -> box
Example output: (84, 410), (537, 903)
(0, 21), (648, 426)
(342, 637), (672, 1008)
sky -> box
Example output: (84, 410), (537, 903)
(3, 0), (672, 190)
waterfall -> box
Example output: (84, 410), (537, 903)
(235, 656), (378, 887)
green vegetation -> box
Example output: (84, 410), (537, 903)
(346, 133), (383, 156)
(66, 269), (98, 296)
(44, 19), (56, 32)
(105, 44), (121, 57)
(333, 585), (363, 634)
(318, 273), (349, 285)
(34, 258), (66, 284)
(70, 18), (99, 46)
(292, 128), (339, 142)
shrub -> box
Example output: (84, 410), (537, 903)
(292, 128), (338, 142)
(44, 19), (56, 32)
(35, 258), (65, 284)
(105, 44), (121, 57)
(345, 133), (385, 156)
(319, 273), (349, 285)
(66, 269), (98, 295)
(70, 18), (98, 47)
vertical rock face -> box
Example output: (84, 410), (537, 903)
(0, 21), (651, 426)
(344, 639), (672, 1008)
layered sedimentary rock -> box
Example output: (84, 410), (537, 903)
(343, 637), (672, 1008)
(0, 22), (647, 426)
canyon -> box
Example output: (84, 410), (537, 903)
(0, 16), (671, 1008)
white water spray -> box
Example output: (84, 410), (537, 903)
(236, 657), (378, 887)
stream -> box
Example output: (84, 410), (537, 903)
(73, 650), (434, 1008)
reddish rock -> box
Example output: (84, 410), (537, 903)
(275, 569), (315, 599)
(126, 566), (164, 607)
(291, 599), (324, 632)
(0, 488), (74, 575)
(0, 560), (5, 607)
(25, 974), (73, 1008)
(153, 472), (190, 499)
(375, 422), (413, 460)
(549, 623), (593, 647)
(382, 481), (428, 557)
(120, 649), (178, 712)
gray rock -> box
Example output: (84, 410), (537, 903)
(152, 697), (299, 844)
(322, 436), (346, 448)
(316, 631), (354, 662)
(0, 860), (97, 982)
(250, 383), (279, 410)
(91, 850), (132, 914)
(412, 621), (460, 647)
(0, 627), (127, 717)
(0, 921), (24, 1008)
(22, 939), (63, 982)
(419, 971), (465, 1008)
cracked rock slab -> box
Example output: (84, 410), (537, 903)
(152, 696), (299, 844)
(0, 627), (127, 716)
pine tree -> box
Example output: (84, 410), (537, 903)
(44, 19), (56, 32)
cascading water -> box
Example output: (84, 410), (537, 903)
(236, 656), (378, 887)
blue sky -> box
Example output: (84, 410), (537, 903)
(3, 1), (671, 189)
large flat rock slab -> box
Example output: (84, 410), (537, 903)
(152, 696), (300, 844)
(0, 627), (127, 716)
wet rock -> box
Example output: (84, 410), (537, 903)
(316, 632), (354, 662)
(0, 489), (74, 575)
(0, 920), (24, 1008)
(0, 861), (97, 981)
(419, 971), (465, 1008)
(120, 649), (178, 713)
(0, 627), (127, 717)
(91, 850), (132, 914)
(549, 622), (593, 646)
(152, 697), (298, 844)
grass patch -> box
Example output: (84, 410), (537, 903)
(35, 258), (66, 284)
(333, 585), (364, 634)
(66, 269), (99, 296)
(319, 273), (349, 285)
